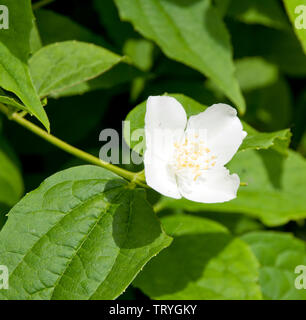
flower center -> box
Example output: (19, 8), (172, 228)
(172, 133), (217, 181)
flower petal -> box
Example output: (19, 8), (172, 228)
(144, 96), (187, 198)
(186, 103), (247, 166)
(145, 96), (187, 160)
(144, 150), (181, 199)
(177, 167), (240, 203)
(145, 96), (187, 131)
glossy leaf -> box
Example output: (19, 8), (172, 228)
(0, 166), (171, 300)
(114, 0), (246, 113)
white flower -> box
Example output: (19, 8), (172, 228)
(144, 96), (247, 203)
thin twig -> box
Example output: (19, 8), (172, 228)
(0, 103), (148, 188)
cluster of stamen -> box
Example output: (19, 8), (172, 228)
(173, 133), (217, 181)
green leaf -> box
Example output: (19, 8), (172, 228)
(29, 21), (42, 54)
(241, 123), (291, 156)
(242, 232), (306, 300)
(123, 38), (155, 101)
(0, 136), (24, 207)
(235, 57), (279, 92)
(158, 149), (306, 227)
(53, 63), (144, 98)
(0, 95), (27, 111)
(0, 165), (171, 300)
(34, 10), (145, 97)
(123, 39), (155, 72)
(0, 0), (49, 130)
(283, 0), (306, 54)
(124, 94), (291, 155)
(185, 212), (264, 236)
(113, 0), (246, 113)
(134, 214), (262, 299)
(227, 0), (289, 30)
(29, 41), (124, 98)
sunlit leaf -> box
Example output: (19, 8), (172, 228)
(242, 232), (306, 300)
(114, 0), (246, 113)
(0, 166), (171, 300)
(29, 41), (123, 98)
(283, 0), (306, 54)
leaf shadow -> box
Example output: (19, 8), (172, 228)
(104, 181), (164, 249)
(0, 203), (9, 231)
(134, 232), (233, 297)
(258, 149), (285, 189)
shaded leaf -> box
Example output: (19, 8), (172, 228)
(243, 77), (292, 132)
(229, 21), (306, 76)
(0, 95), (27, 111)
(0, 204), (9, 231)
(35, 9), (113, 50)
(134, 214), (261, 299)
(94, 0), (137, 48)
(0, 136), (24, 207)
(235, 57), (279, 92)
(227, 0), (289, 29)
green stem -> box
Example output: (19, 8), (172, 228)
(32, 0), (55, 10)
(0, 103), (147, 188)
(0, 103), (247, 191)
